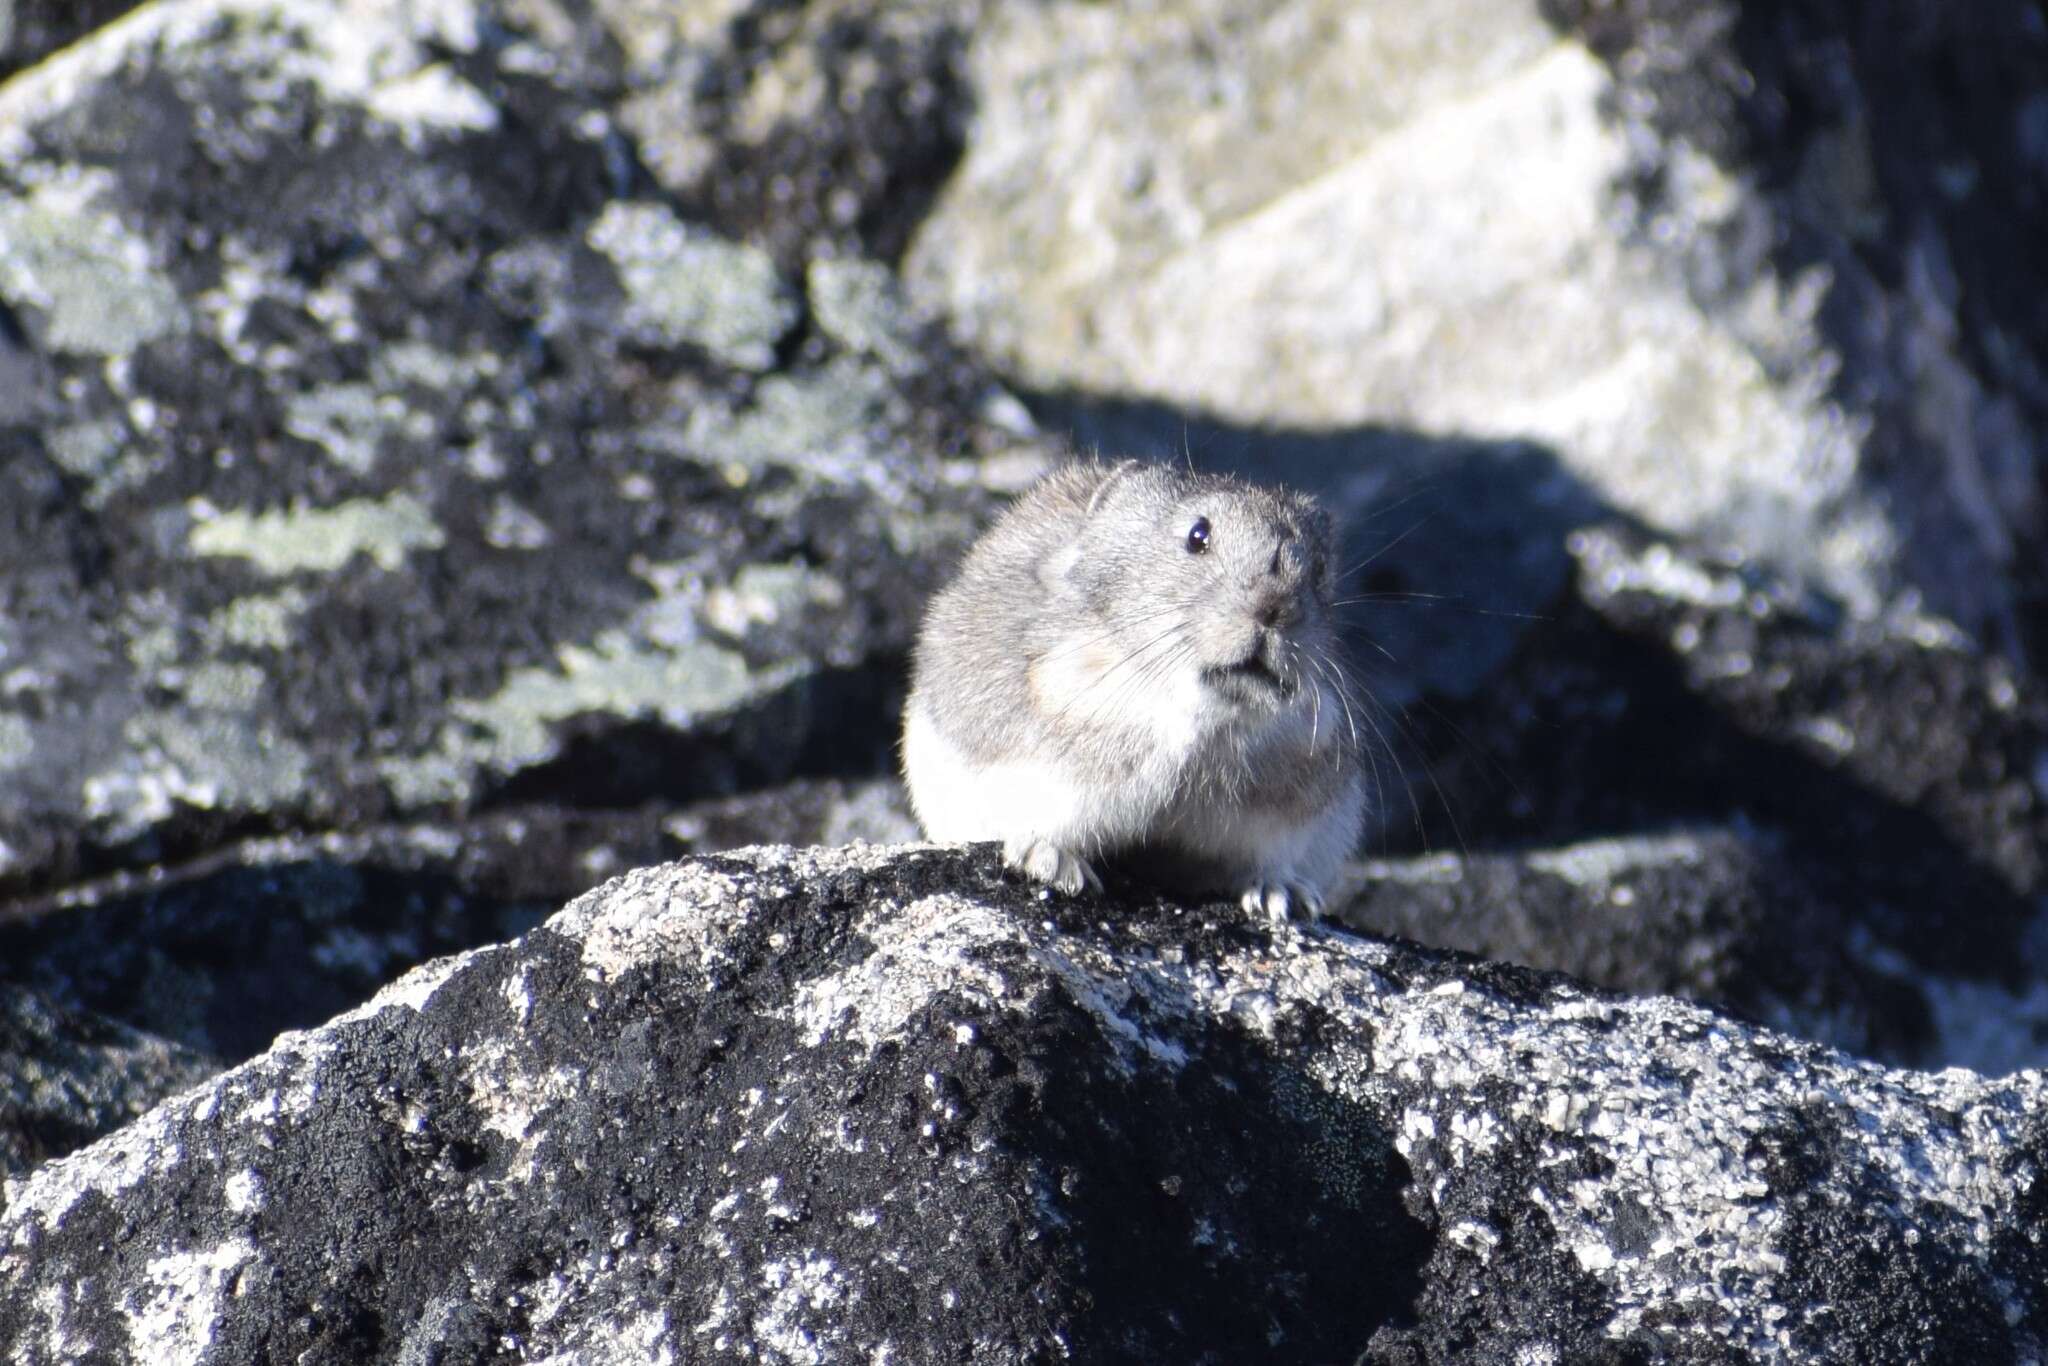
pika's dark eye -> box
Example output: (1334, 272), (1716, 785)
(1184, 517), (1211, 554)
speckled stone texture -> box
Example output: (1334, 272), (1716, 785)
(0, 983), (214, 1178)
(0, 0), (1011, 908)
(3, 5), (2048, 1350)
(3, 846), (2042, 1363)
(0, 0), (1025, 1117)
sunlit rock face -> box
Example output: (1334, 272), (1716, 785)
(7, 847), (2046, 1362)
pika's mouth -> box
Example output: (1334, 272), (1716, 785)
(1202, 652), (1288, 700)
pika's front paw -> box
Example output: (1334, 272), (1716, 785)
(1003, 837), (1102, 896)
(1240, 880), (1325, 923)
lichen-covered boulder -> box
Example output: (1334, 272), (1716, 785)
(0, 0), (1032, 1168)
(5, 1), (2048, 1295)
(3, 845), (2042, 1363)
(0, 0), (1025, 906)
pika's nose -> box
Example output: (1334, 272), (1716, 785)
(1254, 591), (1301, 628)
(1255, 537), (1309, 627)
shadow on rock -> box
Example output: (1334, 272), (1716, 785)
(993, 972), (1431, 1359)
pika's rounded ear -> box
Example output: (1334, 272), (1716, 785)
(1039, 541), (1083, 591)
(1084, 458), (1145, 517)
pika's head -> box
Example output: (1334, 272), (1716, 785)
(1048, 462), (1340, 712)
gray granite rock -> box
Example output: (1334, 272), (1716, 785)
(903, 1), (1886, 612)
(3, 845), (2042, 1363)
(904, 0), (2048, 649)
(0, 0), (1033, 1166)
(4, 11), (2046, 1336)
(0, 0), (1032, 905)
(0, 982), (215, 1181)
(1544, 0), (2048, 651)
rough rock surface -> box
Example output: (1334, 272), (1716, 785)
(4, 846), (2043, 1363)
(906, 0), (2047, 643)
(1544, 0), (2048, 648)
(4, 9), (2047, 1329)
(0, 0), (1023, 908)
(0, 780), (916, 1065)
(1355, 524), (2048, 1074)
(0, 0), (1026, 1138)
(0, 983), (213, 1179)
(904, 0), (1884, 607)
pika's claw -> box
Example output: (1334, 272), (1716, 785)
(1003, 838), (1101, 896)
(1240, 880), (1324, 923)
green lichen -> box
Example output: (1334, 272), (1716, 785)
(0, 172), (186, 355)
(45, 418), (124, 481)
(139, 711), (311, 810)
(124, 616), (184, 675)
(83, 711), (313, 834)
(482, 494), (551, 551)
(0, 714), (32, 772)
(205, 587), (312, 651)
(179, 661), (267, 712)
(187, 493), (445, 576)
(282, 343), (491, 472)
(46, 417), (170, 508)
(807, 257), (923, 375)
(463, 631), (780, 759)
(884, 505), (982, 560)
(284, 383), (399, 475)
(701, 562), (847, 635)
(373, 339), (500, 390)
(679, 358), (892, 469)
(587, 201), (795, 370)
(364, 62), (500, 139)
(380, 601), (811, 806)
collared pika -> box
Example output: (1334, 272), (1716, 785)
(901, 460), (1363, 919)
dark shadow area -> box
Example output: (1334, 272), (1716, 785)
(1025, 387), (1603, 705)
(0, 856), (554, 1062)
(481, 657), (910, 812)
(0, 301), (46, 427)
(1013, 996), (1432, 1360)
(1400, 584), (2038, 981)
(0, 981), (217, 1177)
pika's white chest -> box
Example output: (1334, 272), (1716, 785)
(901, 700), (1184, 853)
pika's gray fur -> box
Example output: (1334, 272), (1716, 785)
(901, 460), (1364, 918)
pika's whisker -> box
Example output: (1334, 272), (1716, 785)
(1336, 510), (1437, 583)
(1330, 592), (1548, 622)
